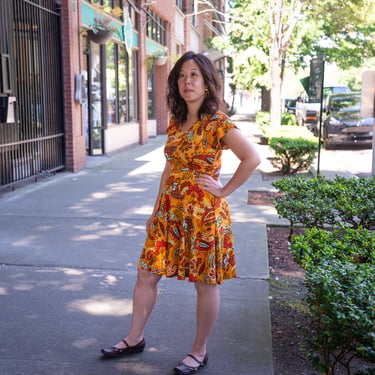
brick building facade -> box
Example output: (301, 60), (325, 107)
(0, 0), (227, 187)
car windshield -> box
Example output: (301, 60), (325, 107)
(324, 86), (350, 96)
(329, 94), (361, 120)
(323, 86), (351, 106)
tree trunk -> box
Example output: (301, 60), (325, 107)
(261, 86), (271, 112)
(270, 38), (282, 127)
(268, 0), (304, 128)
(268, 0), (282, 127)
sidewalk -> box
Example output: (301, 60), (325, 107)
(0, 117), (283, 375)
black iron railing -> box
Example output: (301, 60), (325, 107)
(0, 0), (64, 188)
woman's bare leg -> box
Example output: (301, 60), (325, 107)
(114, 269), (162, 348)
(180, 281), (220, 366)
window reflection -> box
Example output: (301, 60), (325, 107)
(118, 45), (129, 123)
(106, 43), (116, 125)
(106, 43), (131, 125)
(91, 43), (102, 153)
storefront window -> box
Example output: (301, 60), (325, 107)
(90, 43), (103, 154)
(118, 44), (129, 122)
(176, 0), (183, 10)
(147, 58), (155, 118)
(132, 50), (138, 121)
(146, 9), (166, 45)
(106, 43), (117, 125)
(105, 43), (132, 124)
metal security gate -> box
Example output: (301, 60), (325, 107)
(0, 0), (64, 188)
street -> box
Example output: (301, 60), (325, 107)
(316, 146), (373, 178)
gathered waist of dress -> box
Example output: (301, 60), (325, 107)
(170, 166), (196, 175)
(169, 168), (196, 183)
(169, 167), (218, 181)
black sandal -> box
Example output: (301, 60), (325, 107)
(173, 353), (209, 375)
(101, 338), (146, 358)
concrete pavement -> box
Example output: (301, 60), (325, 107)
(0, 116), (278, 375)
(1, 114), (369, 375)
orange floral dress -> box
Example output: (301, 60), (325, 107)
(138, 111), (237, 284)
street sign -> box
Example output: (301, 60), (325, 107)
(309, 56), (324, 103)
(308, 56), (325, 174)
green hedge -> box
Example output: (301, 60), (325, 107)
(255, 111), (297, 126)
(272, 175), (375, 229)
(269, 137), (318, 175)
(255, 111), (270, 127)
(281, 112), (297, 125)
(290, 226), (375, 271)
(291, 228), (375, 373)
(304, 260), (375, 373)
(274, 175), (375, 373)
(262, 125), (316, 139)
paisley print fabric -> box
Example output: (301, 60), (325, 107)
(138, 111), (237, 284)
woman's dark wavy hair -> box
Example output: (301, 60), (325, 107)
(167, 51), (226, 124)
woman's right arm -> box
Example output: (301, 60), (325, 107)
(146, 160), (172, 232)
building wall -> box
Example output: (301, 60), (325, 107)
(105, 122), (140, 152)
(155, 62), (170, 134)
(61, 0), (86, 172)
(61, 0), (228, 171)
(147, 0), (174, 135)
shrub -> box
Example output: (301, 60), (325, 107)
(275, 176), (375, 374)
(281, 112), (297, 126)
(273, 175), (336, 230)
(304, 260), (375, 374)
(290, 226), (375, 271)
(255, 111), (270, 127)
(269, 137), (318, 175)
(332, 176), (375, 229)
(256, 111), (297, 126)
(262, 124), (316, 139)
(272, 175), (375, 229)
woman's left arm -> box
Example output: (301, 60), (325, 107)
(196, 128), (261, 197)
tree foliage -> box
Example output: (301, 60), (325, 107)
(214, 0), (375, 126)
(309, 0), (375, 69)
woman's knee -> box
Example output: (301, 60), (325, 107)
(194, 281), (218, 294)
(137, 269), (162, 287)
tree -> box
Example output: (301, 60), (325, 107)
(215, 0), (375, 127)
(216, 0), (311, 127)
(268, 0), (309, 127)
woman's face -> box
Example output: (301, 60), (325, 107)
(177, 59), (207, 107)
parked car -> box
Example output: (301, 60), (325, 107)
(296, 84), (351, 131)
(284, 98), (297, 114)
(323, 92), (374, 148)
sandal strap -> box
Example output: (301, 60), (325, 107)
(187, 354), (203, 366)
(121, 339), (129, 348)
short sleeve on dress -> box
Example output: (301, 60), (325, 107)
(210, 112), (238, 150)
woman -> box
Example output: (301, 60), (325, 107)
(101, 51), (261, 375)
